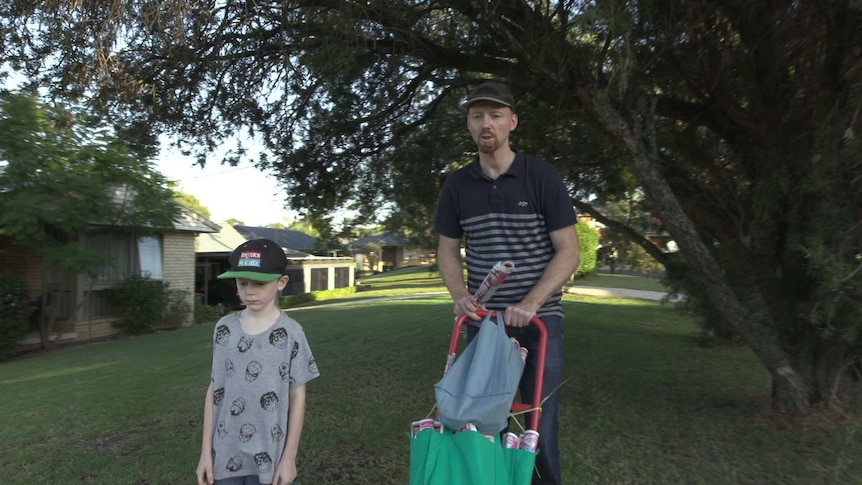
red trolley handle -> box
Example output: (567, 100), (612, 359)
(447, 310), (547, 431)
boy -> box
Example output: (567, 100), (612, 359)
(197, 238), (319, 485)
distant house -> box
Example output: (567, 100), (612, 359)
(194, 224), (250, 314)
(348, 233), (433, 271)
(196, 225), (355, 302)
(234, 225), (317, 252)
(1, 206), (219, 350)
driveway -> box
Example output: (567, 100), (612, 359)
(564, 286), (682, 302)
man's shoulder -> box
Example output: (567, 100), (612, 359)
(450, 160), (480, 176)
(516, 153), (567, 182)
(518, 152), (557, 170)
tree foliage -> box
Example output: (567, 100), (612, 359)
(591, 191), (665, 271)
(286, 218), (319, 237)
(223, 218), (244, 226)
(2, 0), (861, 415)
(172, 188), (211, 219)
(626, 244), (664, 279)
(575, 222), (600, 277)
(0, 92), (180, 346)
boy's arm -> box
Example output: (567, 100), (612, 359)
(272, 384), (307, 484)
(196, 382), (215, 485)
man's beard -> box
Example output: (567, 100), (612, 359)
(477, 134), (500, 153)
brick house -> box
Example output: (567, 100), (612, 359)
(1, 206), (218, 350)
(348, 233), (433, 272)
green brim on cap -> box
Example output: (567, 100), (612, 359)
(217, 271), (283, 282)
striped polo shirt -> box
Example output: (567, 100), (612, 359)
(435, 152), (578, 319)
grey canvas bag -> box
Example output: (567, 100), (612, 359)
(434, 312), (526, 435)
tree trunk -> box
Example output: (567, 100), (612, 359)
(38, 279), (59, 350)
(583, 90), (816, 414)
(799, 337), (859, 412)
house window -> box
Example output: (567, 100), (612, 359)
(334, 267), (350, 288)
(138, 237), (163, 279)
(85, 229), (164, 284)
(285, 269), (304, 295)
(310, 268), (328, 291)
(86, 229), (134, 285)
(82, 229), (164, 317)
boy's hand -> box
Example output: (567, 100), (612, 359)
(272, 457), (297, 484)
(196, 452), (214, 485)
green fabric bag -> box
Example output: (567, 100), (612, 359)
(409, 428), (536, 485)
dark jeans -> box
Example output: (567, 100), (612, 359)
(467, 314), (564, 485)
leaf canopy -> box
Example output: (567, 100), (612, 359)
(2, 0), (861, 415)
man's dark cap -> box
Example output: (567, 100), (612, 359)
(461, 81), (515, 110)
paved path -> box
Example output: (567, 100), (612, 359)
(564, 286), (681, 301)
(288, 292), (448, 310)
(289, 287), (681, 311)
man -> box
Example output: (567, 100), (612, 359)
(435, 81), (580, 485)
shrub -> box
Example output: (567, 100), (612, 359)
(0, 274), (32, 360)
(281, 292), (318, 308)
(194, 303), (220, 325)
(627, 244), (665, 277)
(575, 223), (600, 277)
(281, 287), (357, 308)
(111, 274), (170, 335)
(163, 288), (192, 328)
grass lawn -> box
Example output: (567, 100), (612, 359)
(567, 272), (669, 293)
(355, 265), (670, 294)
(287, 266), (448, 309)
(1, 281), (860, 483)
(356, 265), (447, 292)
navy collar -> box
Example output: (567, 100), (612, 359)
(468, 151), (525, 180)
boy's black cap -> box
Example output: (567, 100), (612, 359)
(462, 81), (515, 109)
(217, 238), (287, 282)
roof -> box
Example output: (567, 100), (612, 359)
(173, 205), (220, 233)
(234, 225), (318, 252)
(108, 185), (220, 233)
(195, 223), (248, 255)
(350, 233), (408, 247)
(197, 224), (315, 258)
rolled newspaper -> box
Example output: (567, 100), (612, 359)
(471, 260), (515, 307)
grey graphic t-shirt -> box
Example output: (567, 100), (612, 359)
(210, 312), (319, 483)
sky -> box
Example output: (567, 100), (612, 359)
(1, 72), (295, 227)
(155, 148), (297, 227)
